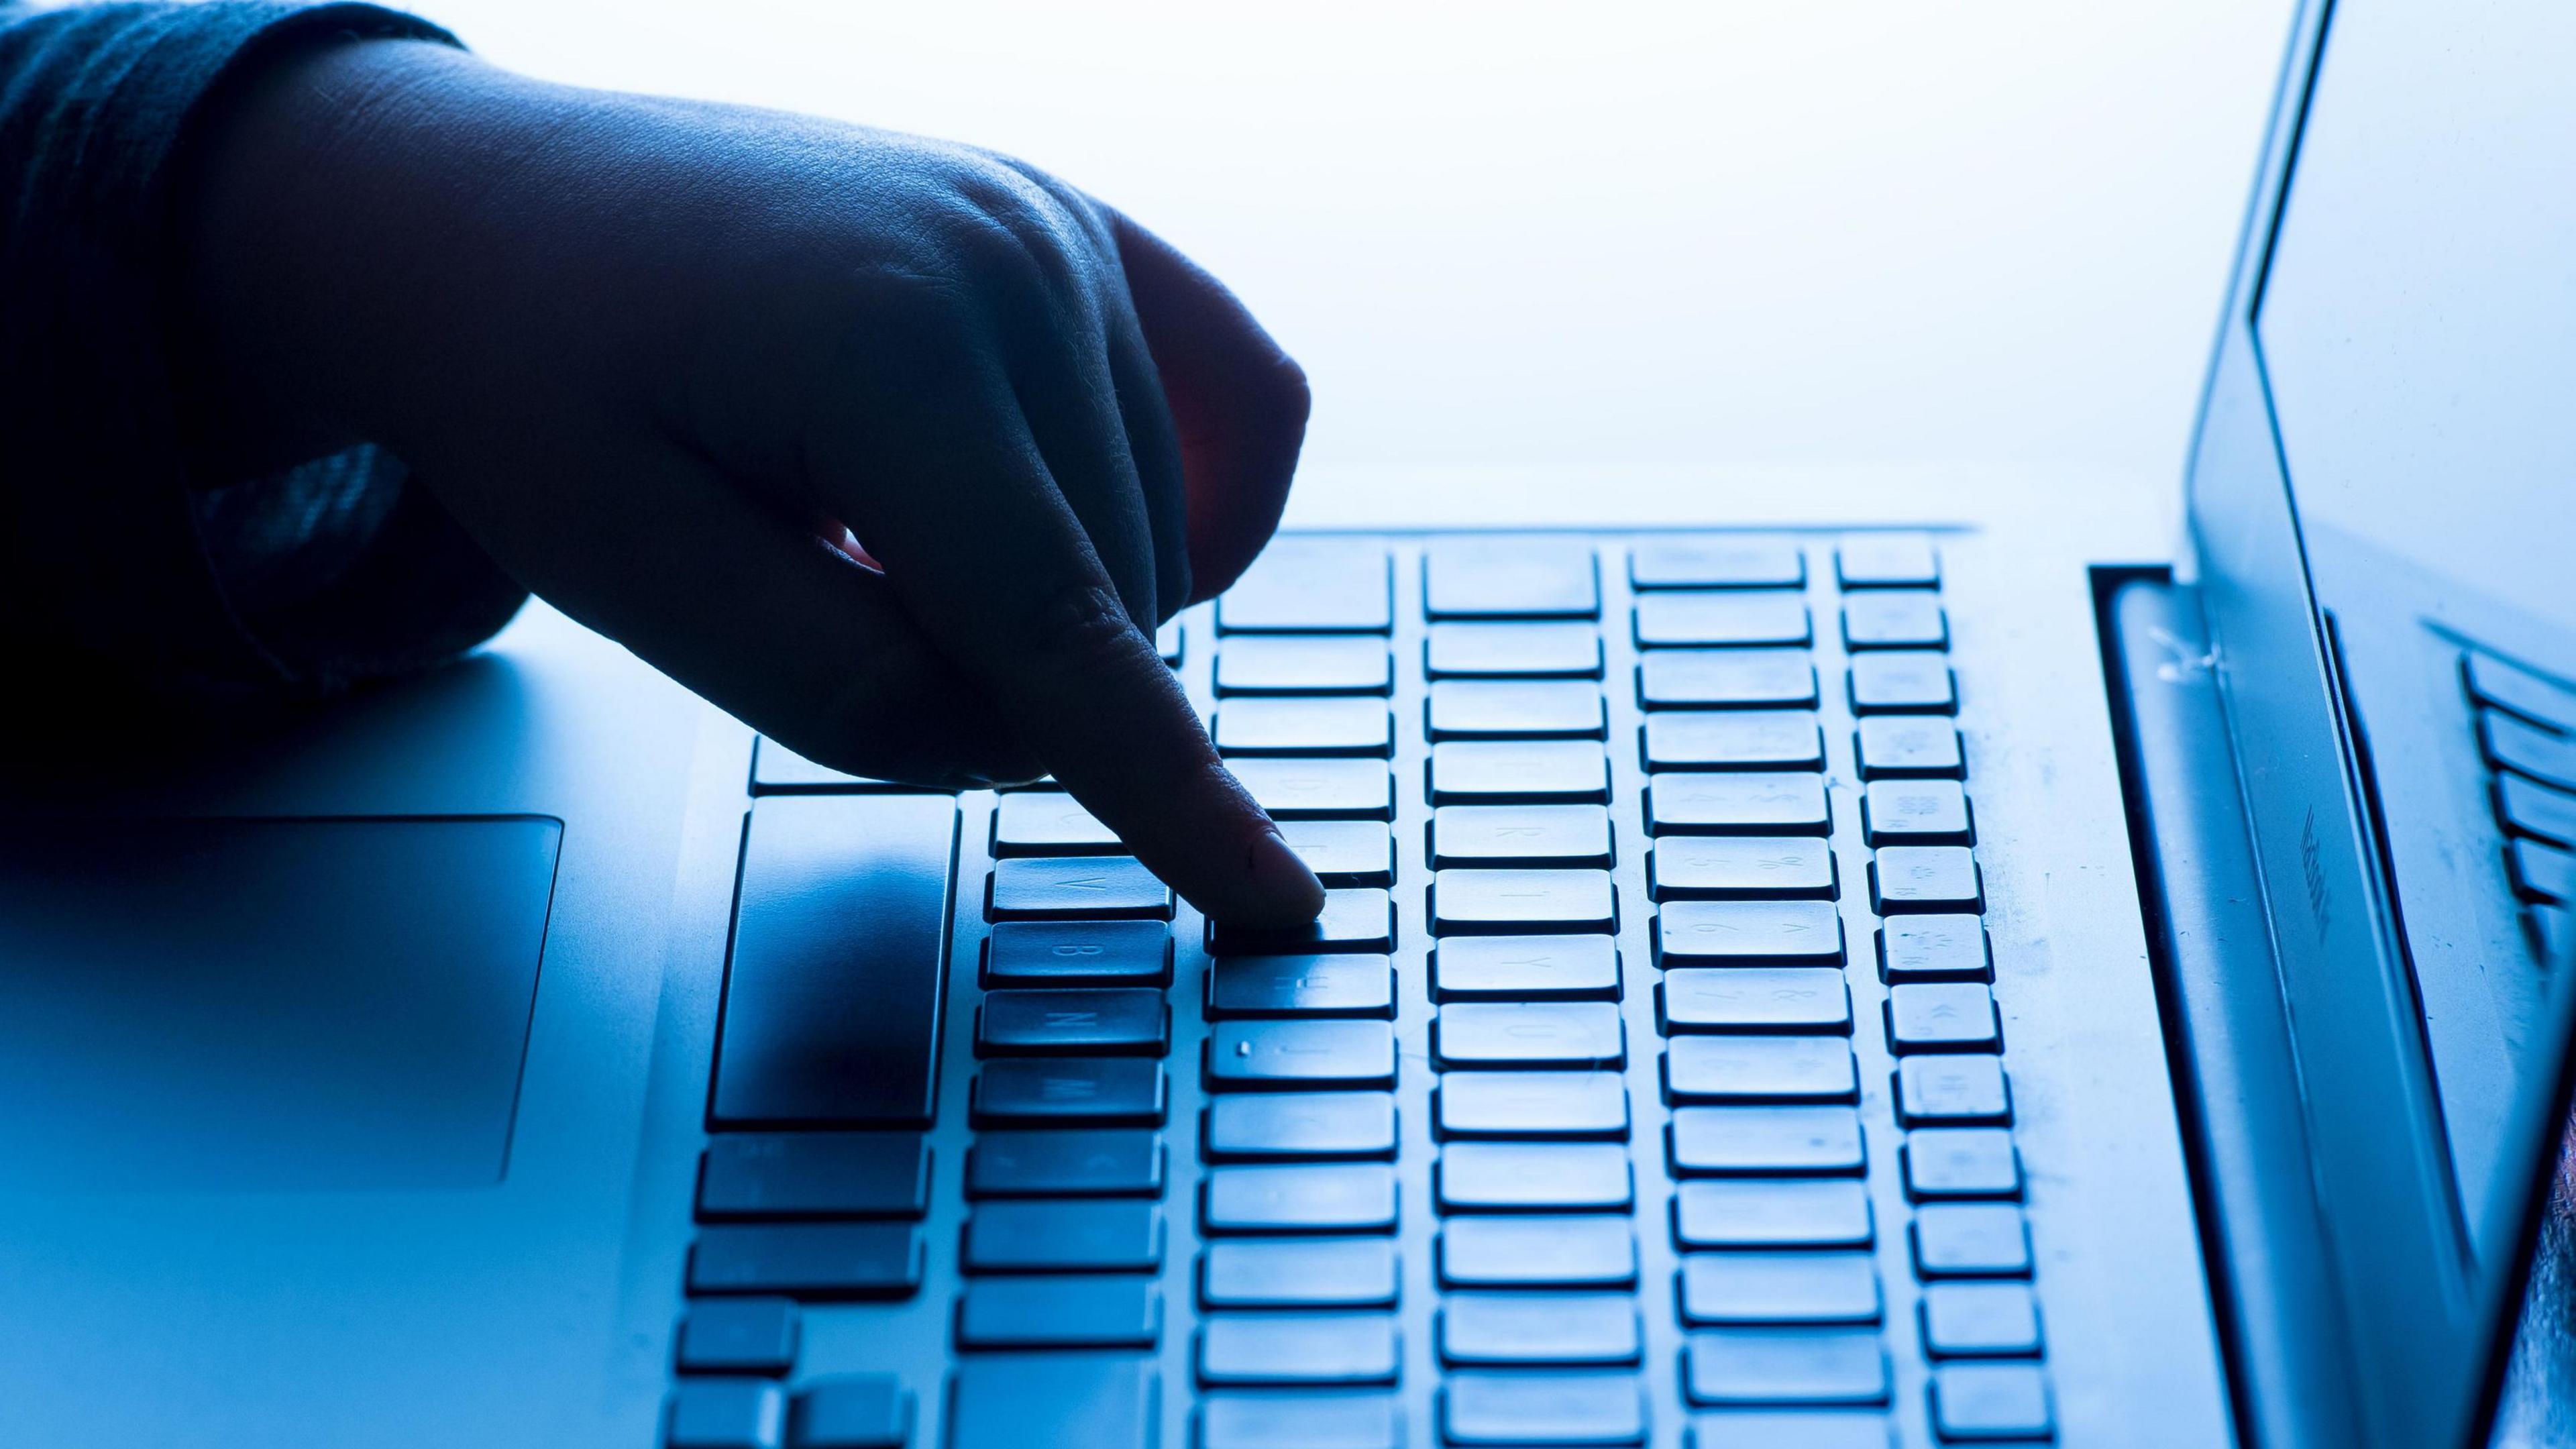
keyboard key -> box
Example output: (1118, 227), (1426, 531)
(977, 988), (1169, 1056)
(1887, 983), (2002, 1053)
(953, 1277), (1161, 1349)
(1282, 820), (1397, 886)
(962, 1200), (1163, 1273)
(1216, 698), (1395, 757)
(2485, 711), (2576, 792)
(790, 1375), (911, 1449)
(966, 1130), (1166, 1198)
(987, 857), (1173, 921)
(947, 1355), (1156, 1449)
(1862, 781), (1973, 845)
(1220, 538), (1393, 633)
(690, 1224), (922, 1299)
(1835, 535), (1939, 588)
(1870, 847), (1981, 912)
(1218, 636), (1395, 696)
(698, 1134), (931, 1220)
(1640, 650), (1819, 709)
(1199, 1314), (1401, 1386)
(1202, 1164), (1400, 1234)
(1441, 1294), (1643, 1366)
(1228, 759), (1395, 820)
(1663, 1036), (1857, 1103)
(971, 1059), (1166, 1127)
(1684, 1329), (1888, 1407)
(712, 796), (956, 1128)
(1159, 618), (1185, 665)
(1647, 773), (1831, 836)
(1432, 869), (1618, 934)
(2498, 773), (2576, 849)
(1442, 1216), (1638, 1288)
(1442, 1372), (1647, 1446)
(2467, 653), (2576, 732)
(992, 791), (1122, 855)
(668, 1380), (786, 1449)
(677, 1298), (801, 1376)
(1205, 1091), (1400, 1161)
(1431, 741), (1611, 804)
(1200, 1391), (1404, 1449)
(982, 920), (1172, 987)
(1428, 621), (1605, 679)
(1929, 1364), (2055, 1441)
(1199, 1238), (1401, 1309)
(1855, 716), (1964, 778)
(1655, 902), (1845, 965)
(1629, 537), (1805, 590)
(1208, 889), (1397, 955)
(1668, 1106), (1865, 1176)
(2510, 837), (2576, 903)
(751, 738), (892, 794)
(1433, 806), (1616, 869)
(1438, 1142), (1634, 1211)
(1438, 1071), (1629, 1139)
(1436, 1002), (1627, 1068)
(1921, 1283), (2043, 1358)
(1680, 1252), (1880, 1326)
(1642, 711), (1826, 771)
(1634, 593), (1812, 649)
(1672, 1180), (1873, 1249)
(1911, 1204), (2033, 1278)
(1878, 914), (1992, 982)
(1849, 653), (1955, 714)
(1433, 934), (1623, 1000)
(1841, 592), (1948, 649)
(1659, 968), (1852, 1034)
(1651, 837), (1836, 900)
(1896, 1056), (2011, 1125)
(1680, 1412), (1890, 1449)
(1426, 539), (1601, 619)
(1208, 1020), (1398, 1089)
(1429, 681), (1609, 740)
(1904, 1128), (2023, 1200)
(1210, 954), (1396, 1019)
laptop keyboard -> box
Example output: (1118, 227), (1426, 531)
(666, 533), (2057, 1448)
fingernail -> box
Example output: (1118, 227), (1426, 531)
(1243, 828), (1326, 924)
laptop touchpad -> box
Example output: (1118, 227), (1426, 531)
(0, 817), (561, 1190)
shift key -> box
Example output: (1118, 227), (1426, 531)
(712, 796), (959, 1128)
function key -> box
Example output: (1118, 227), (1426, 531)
(986, 857), (1173, 921)
(675, 1297), (801, 1376)
(1667, 1105), (1865, 1176)
(1629, 537), (1805, 590)
(1214, 698), (1395, 757)
(1435, 1002), (1627, 1069)
(975, 987), (1170, 1057)
(1217, 636), (1395, 696)
(1201, 1163), (1400, 1234)
(1683, 1328), (1889, 1407)
(1904, 1128), (2023, 1201)
(1878, 914), (1992, 982)
(1199, 1238), (1401, 1309)
(1849, 653), (1957, 714)
(1662, 1036), (1858, 1104)
(1870, 845), (1982, 912)
(2465, 652), (2576, 733)
(1633, 593), (1813, 649)
(1228, 759), (1396, 821)
(1842, 592), (1949, 650)
(1658, 967), (1851, 1035)
(970, 1059), (1166, 1127)
(1431, 869), (1618, 936)
(1428, 622), (1606, 680)
(953, 1276), (1161, 1349)
(1440, 1293), (1644, 1367)
(983, 920), (1173, 988)
(1432, 934), (1623, 1001)
(1219, 538), (1393, 633)
(1646, 773), (1831, 837)
(1672, 1179), (1872, 1250)
(1678, 1251), (1881, 1327)
(1856, 716), (1965, 779)
(1441, 1371), (1648, 1446)
(993, 791), (1121, 855)
(1640, 650), (1819, 710)
(1203, 1091), (1399, 1161)
(1887, 982), (2002, 1054)
(1929, 1363), (2055, 1442)
(1206, 1020), (1397, 1090)
(961, 1199), (1163, 1273)
(1920, 1281), (2044, 1358)
(1206, 888), (1397, 955)
(1430, 740), (1611, 805)
(1197, 1313), (1401, 1387)
(1440, 1216), (1638, 1289)
(792, 1375), (912, 1448)
(1835, 535), (1940, 589)
(1200, 1393), (1404, 1449)
(697, 1133), (931, 1221)
(1432, 805), (1615, 871)
(1437, 1071), (1630, 1140)
(1654, 901), (1845, 966)
(947, 1356), (1156, 1449)
(1650, 836), (1836, 901)
(1425, 539), (1601, 619)
(1428, 680), (1609, 741)
(1207, 953), (1397, 1019)
(965, 1129), (1166, 1197)
(1642, 711), (1825, 772)
(1863, 780), (1974, 845)
(1896, 1055), (2012, 1126)
(1281, 820), (1396, 887)
(1911, 1203), (2033, 1279)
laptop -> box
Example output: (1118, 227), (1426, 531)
(3, 0), (2571, 1444)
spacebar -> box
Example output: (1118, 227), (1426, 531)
(712, 794), (959, 1126)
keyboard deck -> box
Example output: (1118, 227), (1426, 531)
(663, 532), (2057, 1448)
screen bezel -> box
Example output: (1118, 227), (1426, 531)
(2184, 3), (2576, 1445)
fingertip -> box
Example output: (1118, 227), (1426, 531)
(1218, 828), (1327, 927)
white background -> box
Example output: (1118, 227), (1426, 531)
(422, 0), (2295, 502)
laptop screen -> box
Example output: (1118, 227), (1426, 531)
(2236, 0), (2576, 1441)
